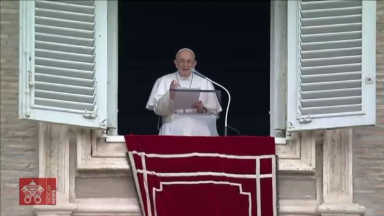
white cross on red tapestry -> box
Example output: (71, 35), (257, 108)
(125, 135), (277, 216)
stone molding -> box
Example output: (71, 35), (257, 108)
(75, 129), (317, 172)
(34, 124), (365, 216)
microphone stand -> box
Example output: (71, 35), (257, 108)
(193, 69), (231, 136)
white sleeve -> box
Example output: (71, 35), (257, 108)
(146, 77), (174, 116)
(153, 90), (175, 116)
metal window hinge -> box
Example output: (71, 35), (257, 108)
(28, 70), (34, 86)
(100, 119), (107, 127)
(83, 110), (97, 119)
(365, 76), (375, 84)
(298, 114), (312, 124)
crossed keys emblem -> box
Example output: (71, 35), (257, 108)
(21, 180), (44, 204)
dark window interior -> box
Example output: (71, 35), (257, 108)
(118, 1), (270, 136)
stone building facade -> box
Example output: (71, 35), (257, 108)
(1, 0), (383, 216)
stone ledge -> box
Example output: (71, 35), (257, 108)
(278, 205), (318, 215)
(75, 203), (140, 213)
(32, 203), (141, 216)
(33, 203), (77, 216)
(31, 202), (367, 216)
(318, 204), (366, 216)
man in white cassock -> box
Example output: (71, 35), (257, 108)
(146, 48), (222, 136)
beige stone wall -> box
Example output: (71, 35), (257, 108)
(0, 1), (39, 216)
(353, 1), (384, 216)
(0, 0), (383, 216)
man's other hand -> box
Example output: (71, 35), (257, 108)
(193, 100), (204, 112)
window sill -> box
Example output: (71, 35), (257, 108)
(76, 127), (315, 172)
(105, 135), (287, 144)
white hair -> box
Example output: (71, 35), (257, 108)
(176, 48), (195, 59)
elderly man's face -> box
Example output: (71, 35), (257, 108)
(174, 50), (197, 77)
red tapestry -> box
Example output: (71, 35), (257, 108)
(125, 135), (277, 216)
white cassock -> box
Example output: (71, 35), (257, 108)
(146, 72), (222, 136)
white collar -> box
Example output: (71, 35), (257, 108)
(176, 71), (193, 81)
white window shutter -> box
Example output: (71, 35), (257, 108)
(286, 0), (376, 132)
(19, 0), (109, 129)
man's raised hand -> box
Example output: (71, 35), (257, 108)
(170, 80), (179, 100)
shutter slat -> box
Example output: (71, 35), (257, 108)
(298, 0), (364, 117)
(301, 72), (361, 83)
(301, 80), (361, 92)
(301, 14), (361, 27)
(36, 1), (95, 15)
(36, 49), (94, 63)
(36, 41), (94, 55)
(301, 1), (362, 11)
(35, 90), (94, 104)
(36, 33), (94, 47)
(301, 96), (361, 108)
(301, 88), (361, 100)
(301, 23), (362, 35)
(301, 63), (361, 75)
(301, 31), (362, 43)
(35, 57), (94, 71)
(301, 104), (362, 115)
(49, 1), (95, 7)
(301, 47), (361, 59)
(35, 82), (94, 96)
(302, 6), (362, 19)
(35, 97), (94, 111)
(36, 16), (94, 31)
(35, 73), (94, 88)
(35, 66), (94, 79)
(36, 8), (94, 23)
(36, 25), (94, 39)
(301, 55), (361, 67)
(301, 39), (361, 51)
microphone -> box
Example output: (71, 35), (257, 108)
(192, 68), (231, 136)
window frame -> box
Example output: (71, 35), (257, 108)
(106, 0), (118, 129)
(106, 0), (287, 144)
(80, 1), (319, 172)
